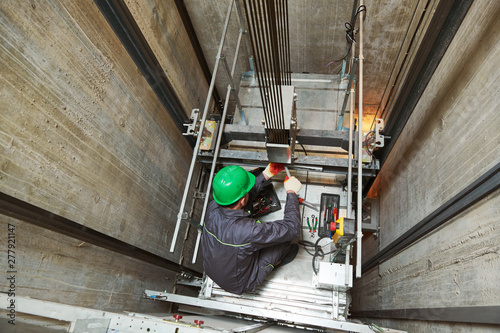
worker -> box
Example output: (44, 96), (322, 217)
(201, 163), (302, 295)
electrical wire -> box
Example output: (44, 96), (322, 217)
(299, 237), (338, 275)
(324, 5), (367, 69)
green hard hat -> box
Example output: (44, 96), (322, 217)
(212, 165), (255, 206)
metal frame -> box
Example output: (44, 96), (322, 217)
(145, 290), (405, 333)
(221, 124), (354, 150)
(170, 0), (244, 253)
(355, 0), (365, 279)
(198, 150), (378, 176)
(0, 294), (274, 333)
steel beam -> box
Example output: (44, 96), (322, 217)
(222, 124), (353, 150)
(363, 161), (500, 273)
(351, 306), (500, 325)
(198, 150), (378, 176)
(0, 192), (200, 277)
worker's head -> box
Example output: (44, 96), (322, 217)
(212, 165), (255, 207)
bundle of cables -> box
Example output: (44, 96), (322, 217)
(324, 4), (367, 67)
(299, 237), (340, 275)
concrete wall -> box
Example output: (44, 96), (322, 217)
(352, 0), (500, 330)
(0, 0), (205, 312)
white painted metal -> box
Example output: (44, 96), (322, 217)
(347, 41), (355, 219)
(182, 108), (200, 136)
(0, 294), (257, 333)
(144, 290), (403, 333)
(191, 85), (232, 264)
(345, 245), (351, 287)
(356, 0), (364, 278)
(314, 262), (353, 289)
(170, 0), (235, 253)
(374, 118), (385, 147)
(191, 1), (247, 264)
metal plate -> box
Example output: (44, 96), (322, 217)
(73, 318), (110, 333)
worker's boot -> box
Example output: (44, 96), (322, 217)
(276, 243), (299, 268)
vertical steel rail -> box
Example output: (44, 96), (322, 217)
(191, 19), (245, 264)
(347, 41), (356, 219)
(356, 0), (364, 278)
(221, 53), (246, 124)
(170, 0), (234, 253)
(191, 87), (232, 263)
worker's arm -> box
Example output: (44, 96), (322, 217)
(249, 162), (284, 199)
(244, 177), (302, 250)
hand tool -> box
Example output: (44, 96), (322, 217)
(284, 166), (291, 178)
(298, 198), (319, 211)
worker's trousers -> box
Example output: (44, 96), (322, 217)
(246, 241), (291, 293)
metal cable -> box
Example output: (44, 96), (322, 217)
(243, 0), (291, 144)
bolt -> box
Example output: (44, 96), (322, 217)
(194, 320), (204, 328)
(173, 315), (182, 322)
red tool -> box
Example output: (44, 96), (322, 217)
(298, 198), (319, 211)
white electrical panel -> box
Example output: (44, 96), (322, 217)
(314, 262), (353, 290)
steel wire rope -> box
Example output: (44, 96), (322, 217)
(244, 0), (270, 131)
(285, 0), (291, 84)
(257, 0), (278, 141)
(268, 0), (285, 143)
(263, 0), (282, 143)
(244, 0), (292, 144)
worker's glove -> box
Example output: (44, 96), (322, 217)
(263, 163), (284, 178)
(284, 176), (302, 194)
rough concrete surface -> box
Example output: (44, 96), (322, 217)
(125, 0), (208, 113)
(353, 0), (500, 330)
(365, 319), (500, 333)
(0, 217), (175, 313)
(353, 191), (500, 309)
(0, 0), (200, 260)
(0, 0), (203, 311)
(375, 0), (500, 247)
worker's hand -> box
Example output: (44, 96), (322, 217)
(263, 163), (284, 179)
(284, 176), (302, 194)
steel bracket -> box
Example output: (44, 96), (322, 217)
(183, 108), (201, 136)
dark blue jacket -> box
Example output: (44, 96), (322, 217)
(201, 173), (301, 295)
